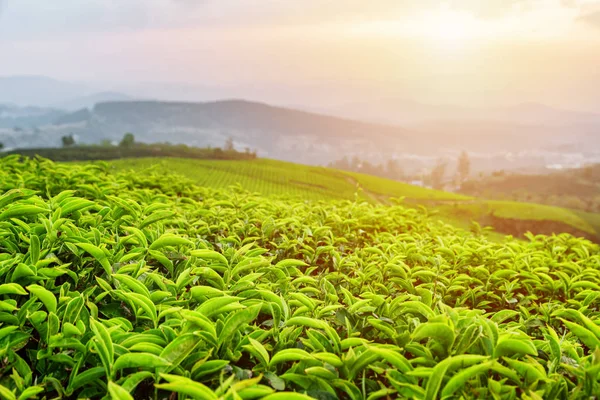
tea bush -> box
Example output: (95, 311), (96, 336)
(0, 155), (599, 399)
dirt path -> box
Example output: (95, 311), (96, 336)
(342, 175), (386, 203)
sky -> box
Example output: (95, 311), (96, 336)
(1, 0), (600, 110)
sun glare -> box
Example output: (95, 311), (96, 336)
(405, 9), (483, 55)
(351, 8), (486, 55)
(421, 11), (474, 52)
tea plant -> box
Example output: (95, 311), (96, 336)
(0, 155), (599, 399)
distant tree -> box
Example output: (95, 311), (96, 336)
(329, 156), (351, 171)
(100, 139), (113, 147)
(0, 142), (4, 151)
(61, 134), (75, 147)
(334, 156), (351, 170)
(350, 156), (361, 171)
(119, 132), (135, 147)
(224, 137), (234, 151)
(430, 160), (447, 189)
(386, 159), (404, 180)
(456, 151), (470, 183)
(213, 147), (224, 158)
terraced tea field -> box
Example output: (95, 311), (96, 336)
(109, 158), (470, 203)
(111, 157), (600, 241)
(1, 155), (599, 399)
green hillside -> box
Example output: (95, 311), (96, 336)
(110, 157), (600, 241)
(460, 164), (600, 213)
(1, 155), (599, 399)
(110, 158), (469, 203)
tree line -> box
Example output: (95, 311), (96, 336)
(5, 134), (258, 162)
(329, 151), (471, 190)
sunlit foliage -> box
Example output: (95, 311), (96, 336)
(0, 155), (599, 399)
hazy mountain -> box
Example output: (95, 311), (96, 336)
(323, 99), (600, 127)
(0, 104), (66, 129)
(408, 119), (599, 152)
(81, 100), (415, 165)
(2, 99), (599, 172)
(484, 103), (600, 126)
(0, 76), (90, 107)
(1, 99), (415, 164)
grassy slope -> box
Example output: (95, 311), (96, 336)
(110, 158), (469, 202)
(109, 157), (600, 239)
(435, 201), (596, 234)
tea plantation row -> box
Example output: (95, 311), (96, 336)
(0, 155), (599, 399)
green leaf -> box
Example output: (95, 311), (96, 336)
(243, 337), (270, 367)
(0, 384), (16, 400)
(262, 393), (314, 400)
(412, 322), (455, 350)
(503, 357), (547, 384)
(113, 274), (151, 298)
(0, 283), (28, 296)
(218, 304), (262, 347)
(74, 242), (112, 275)
(29, 234), (40, 265)
(90, 319), (114, 378)
(17, 386), (44, 400)
(285, 316), (330, 331)
(120, 371), (154, 393)
(159, 334), (199, 371)
(196, 296), (243, 319)
(0, 205), (48, 221)
(494, 335), (538, 358)
(264, 371), (285, 391)
(559, 319), (600, 350)
(190, 286), (225, 301)
(139, 211), (175, 229)
(61, 198), (95, 216)
(155, 374), (218, 400)
(115, 291), (157, 326)
(190, 249), (229, 266)
(68, 367), (106, 392)
(27, 284), (57, 313)
(107, 381), (134, 400)
(270, 349), (314, 366)
(149, 234), (194, 250)
(400, 301), (435, 319)
(424, 355), (488, 400)
(441, 361), (494, 397)
(367, 346), (412, 373)
(0, 189), (36, 210)
(191, 360), (230, 380)
(113, 353), (170, 371)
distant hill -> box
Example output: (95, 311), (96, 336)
(2, 98), (599, 171)
(77, 100), (414, 165)
(0, 76), (132, 110)
(3, 99), (418, 164)
(460, 164), (600, 214)
(323, 98), (600, 126)
(0, 104), (65, 129)
(0, 76), (90, 107)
